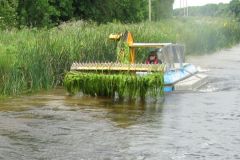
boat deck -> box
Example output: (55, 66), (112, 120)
(70, 63), (165, 72)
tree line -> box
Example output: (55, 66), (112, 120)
(174, 0), (240, 19)
(0, 0), (174, 29)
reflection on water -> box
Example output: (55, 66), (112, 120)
(1, 91), (239, 160)
(1, 45), (240, 160)
(0, 92), (167, 160)
(64, 95), (165, 128)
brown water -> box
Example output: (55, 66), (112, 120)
(1, 45), (240, 160)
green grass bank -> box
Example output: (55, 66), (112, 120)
(0, 17), (240, 95)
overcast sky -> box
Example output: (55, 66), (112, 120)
(173, 0), (231, 9)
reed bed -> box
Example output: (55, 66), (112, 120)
(0, 18), (240, 95)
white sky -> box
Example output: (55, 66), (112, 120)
(173, 0), (231, 9)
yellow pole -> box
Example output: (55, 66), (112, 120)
(130, 47), (135, 64)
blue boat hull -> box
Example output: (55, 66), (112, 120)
(163, 64), (198, 92)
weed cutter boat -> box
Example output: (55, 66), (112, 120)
(64, 31), (207, 98)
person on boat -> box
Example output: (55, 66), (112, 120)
(146, 51), (159, 64)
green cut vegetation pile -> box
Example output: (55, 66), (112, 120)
(64, 72), (164, 100)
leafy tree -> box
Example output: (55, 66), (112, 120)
(72, 0), (147, 23)
(49, 0), (74, 23)
(2, 0), (174, 28)
(17, 0), (59, 27)
(152, 0), (174, 21)
(114, 0), (148, 23)
(0, 0), (18, 29)
(229, 0), (240, 18)
(174, 3), (230, 17)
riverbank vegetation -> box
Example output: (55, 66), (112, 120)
(1, 0), (240, 96)
(1, 17), (240, 96)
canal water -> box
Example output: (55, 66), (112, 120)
(0, 45), (240, 160)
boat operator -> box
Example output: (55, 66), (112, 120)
(146, 50), (162, 64)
